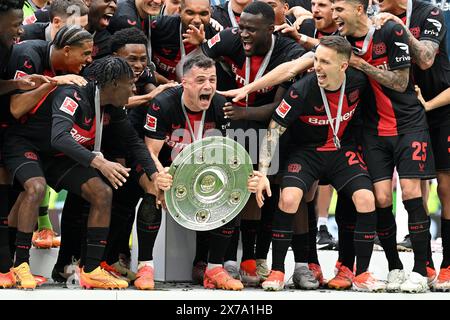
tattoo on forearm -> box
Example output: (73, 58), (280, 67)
(408, 35), (439, 68)
(359, 62), (409, 92)
(259, 120), (287, 174)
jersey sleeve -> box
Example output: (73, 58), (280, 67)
(298, 18), (316, 38)
(419, 7), (446, 45)
(109, 107), (157, 176)
(384, 21), (411, 70)
(6, 49), (38, 81)
(143, 99), (168, 140)
(50, 87), (96, 167)
(201, 28), (241, 60)
(272, 84), (304, 128)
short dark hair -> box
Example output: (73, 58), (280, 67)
(332, 0), (368, 11)
(0, 0), (24, 13)
(243, 1), (275, 25)
(110, 28), (147, 53)
(83, 56), (134, 87)
(183, 54), (215, 75)
(180, 0), (210, 10)
(319, 35), (352, 60)
(52, 24), (93, 49)
(49, 0), (89, 21)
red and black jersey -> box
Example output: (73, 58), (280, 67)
(5, 40), (55, 82)
(299, 18), (339, 39)
(151, 15), (218, 81)
(23, 5), (50, 25)
(8, 82), (157, 175)
(201, 28), (306, 109)
(108, 0), (149, 36)
(287, 0), (311, 11)
(21, 22), (50, 41)
(211, 1), (240, 29)
(398, 0), (450, 127)
(347, 21), (427, 136)
(144, 85), (230, 166)
(273, 68), (368, 151)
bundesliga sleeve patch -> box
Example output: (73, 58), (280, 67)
(207, 33), (221, 48)
(59, 97), (79, 116)
(145, 114), (157, 132)
(14, 70), (28, 79)
(275, 100), (292, 119)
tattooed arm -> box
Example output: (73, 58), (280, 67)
(407, 36), (439, 70)
(350, 55), (409, 92)
(256, 120), (287, 207)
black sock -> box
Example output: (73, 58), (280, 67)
(340, 222), (356, 270)
(136, 194), (161, 261)
(335, 193), (356, 266)
(255, 204), (273, 260)
(0, 220), (11, 272)
(8, 227), (17, 260)
(224, 226), (239, 261)
(377, 206), (403, 270)
(14, 231), (32, 267)
(208, 223), (235, 265)
(0, 185), (12, 273)
(194, 231), (210, 265)
(84, 227), (109, 273)
(354, 211), (376, 275)
(271, 209), (294, 273)
(104, 203), (130, 264)
(404, 198), (429, 276)
(241, 220), (258, 261)
(306, 201), (319, 264)
(292, 233), (308, 263)
(441, 218), (450, 269)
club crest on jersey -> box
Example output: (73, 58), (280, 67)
(14, 70), (28, 79)
(410, 27), (421, 39)
(374, 42), (386, 55)
(59, 97), (79, 116)
(145, 114), (157, 132)
(348, 89), (360, 104)
(288, 163), (301, 173)
(208, 33), (221, 48)
(276, 100), (292, 118)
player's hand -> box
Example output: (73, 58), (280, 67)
(52, 74), (88, 86)
(96, 158), (131, 189)
(210, 18), (224, 32)
(293, 15), (311, 31)
(373, 12), (404, 30)
(415, 85), (430, 110)
(247, 171), (263, 193)
(151, 82), (179, 98)
(156, 167), (173, 191)
(14, 74), (53, 90)
(256, 174), (272, 208)
(274, 23), (301, 43)
(217, 87), (249, 103)
(183, 24), (206, 46)
(223, 102), (247, 120)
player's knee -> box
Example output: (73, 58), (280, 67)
(437, 177), (450, 201)
(374, 191), (392, 208)
(352, 189), (375, 212)
(400, 182), (421, 201)
(83, 178), (112, 207)
(279, 192), (301, 213)
(23, 178), (46, 204)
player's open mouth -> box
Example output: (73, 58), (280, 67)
(317, 73), (327, 82)
(242, 40), (253, 52)
(314, 16), (323, 21)
(199, 94), (211, 102)
(336, 21), (345, 32)
(100, 13), (114, 27)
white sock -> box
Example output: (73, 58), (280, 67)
(207, 263), (222, 270)
(224, 260), (238, 268)
(317, 217), (328, 228)
(138, 260), (154, 270)
(295, 262), (308, 269)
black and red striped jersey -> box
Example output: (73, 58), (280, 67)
(398, 0), (450, 127)
(150, 15), (218, 81)
(347, 21), (427, 136)
(144, 85), (230, 166)
(272, 68), (368, 151)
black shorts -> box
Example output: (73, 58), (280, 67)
(429, 124), (450, 172)
(362, 130), (436, 182)
(280, 145), (372, 196)
(0, 126), (6, 167)
(3, 135), (99, 196)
